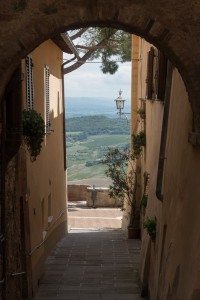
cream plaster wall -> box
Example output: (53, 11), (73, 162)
(155, 69), (200, 300)
(22, 40), (67, 294)
(137, 39), (200, 299)
(122, 37), (152, 232)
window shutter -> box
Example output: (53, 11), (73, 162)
(146, 47), (154, 100)
(153, 49), (159, 99)
(26, 55), (34, 110)
(45, 65), (50, 131)
(157, 51), (168, 101)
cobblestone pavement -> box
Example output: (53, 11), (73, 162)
(34, 202), (143, 300)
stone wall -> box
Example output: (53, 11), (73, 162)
(4, 148), (32, 300)
(1, 0), (200, 127)
(68, 185), (90, 202)
(68, 185), (122, 207)
(86, 187), (122, 208)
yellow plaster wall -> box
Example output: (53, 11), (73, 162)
(122, 37), (152, 231)
(137, 39), (200, 299)
(154, 69), (200, 300)
(22, 39), (67, 294)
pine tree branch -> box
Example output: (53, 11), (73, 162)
(76, 44), (119, 50)
(63, 29), (118, 74)
(69, 28), (89, 40)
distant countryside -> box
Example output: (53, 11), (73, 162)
(66, 114), (130, 182)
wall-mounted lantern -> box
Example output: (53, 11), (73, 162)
(114, 90), (131, 122)
(115, 89), (126, 115)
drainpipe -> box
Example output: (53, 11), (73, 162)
(156, 62), (173, 200)
(60, 32), (80, 170)
(61, 62), (67, 171)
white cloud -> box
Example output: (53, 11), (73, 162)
(64, 61), (131, 100)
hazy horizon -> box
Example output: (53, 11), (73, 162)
(65, 96), (131, 118)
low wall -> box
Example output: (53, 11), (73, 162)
(67, 184), (90, 201)
(87, 187), (122, 207)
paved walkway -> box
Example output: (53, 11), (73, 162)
(34, 202), (143, 300)
(68, 201), (123, 230)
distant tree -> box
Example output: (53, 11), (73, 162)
(102, 148), (138, 227)
(63, 28), (131, 75)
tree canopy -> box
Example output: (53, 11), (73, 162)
(63, 27), (131, 75)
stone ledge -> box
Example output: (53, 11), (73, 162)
(86, 187), (122, 208)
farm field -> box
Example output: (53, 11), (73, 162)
(66, 115), (130, 183)
(66, 134), (130, 181)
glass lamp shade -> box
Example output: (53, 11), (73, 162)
(114, 89), (126, 114)
(115, 99), (125, 110)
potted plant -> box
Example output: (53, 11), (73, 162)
(143, 217), (157, 241)
(137, 108), (146, 119)
(132, 131), (146, 157)
(22, 109), (45, 162)
(102, 148), (140, 239)
(141, 194), (148, 208)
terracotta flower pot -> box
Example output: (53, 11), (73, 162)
(128, 227), (140, 239)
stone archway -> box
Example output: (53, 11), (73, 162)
(1, 0), (200, 133)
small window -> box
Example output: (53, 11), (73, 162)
(157, 51), (168, 101)
(25, 55), (34, 110)
(45, 65), (50, 132)
(146, 47), (154, 100)
(146, 48), (168, 101)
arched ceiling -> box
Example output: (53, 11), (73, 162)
(1, 0), (200, 131)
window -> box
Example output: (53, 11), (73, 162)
(45, 65), (50, 132)
(25, 55), (34, 110)
(146, 47), (168, 101)
(157, 51), (168, 101)
(146, 47), (154, 100)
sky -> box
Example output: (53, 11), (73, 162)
(64, 58), (132, 103)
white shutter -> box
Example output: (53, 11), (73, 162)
(26, 55), (34, 110)
(45, 65), (50, 132)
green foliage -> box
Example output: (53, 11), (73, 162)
(22, 110), (45, 162)
(132, 131), (146, 157)
(137, 108), (145, 116)
(66, 115), (130, 136)
(67, 132), (88, 142)
(101, 60), (118, 74)
(66, 114), (130, 181)
(102, 148), (138, 226)
(67, 134), (130, 181)
(77, 27), (131, 74)
(141, 194), (148, 208)
(143, 217), (157, 240)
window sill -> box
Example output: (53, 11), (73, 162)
(46, 128), (54, 134)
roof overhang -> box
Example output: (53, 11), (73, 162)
(51, 34), (73, 54)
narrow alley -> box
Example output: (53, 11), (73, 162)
(34, 201), (142, 300)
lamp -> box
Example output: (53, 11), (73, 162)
(114, 89), (131, 121)
(115, 89), (125, 115)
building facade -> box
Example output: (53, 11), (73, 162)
(128, 35), (200, 300)
(21, 39), (68, 295)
